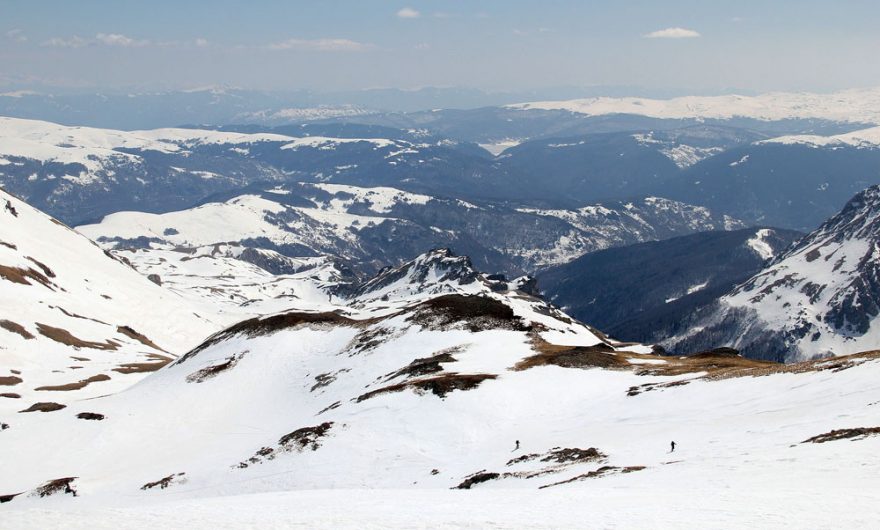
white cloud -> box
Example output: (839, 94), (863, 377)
(95, 33), (150, 47)
(397, 7), (420, 19)
(643, 27), (701, 39)
(41, 35), (88, 48)
(5, 29), (27, 43)
(195, 38), (210, 48)
(41, 33), (151, 48)
(267, 38), (373, 52)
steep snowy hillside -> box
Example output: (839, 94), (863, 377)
(0, 189), (220, 413)
(540, 227), (802, 343)
(508, 87), (880, 124)
(667, 185), (880, 361)
(78, 182), (741, 275)
(1, 245), (878, 527)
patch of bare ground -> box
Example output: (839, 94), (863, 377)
(19, 402), (66, 413)
(383, 347), (463, 382)
(406, 294), (531, 332)
(35, 374), (110, 392)
(455, 471), (501, 489)
(31, 477), (78, 498)
(76, 412), (105, 421)
(237, 422), (334, 468)
(0, 240), (17, 250)
(0, 319), (34, 340)
(642, 350), (880, 382)
(540, 466), (646, 489)
(0, 264), (55, 288)
(52, 306), (108, 325)
(36, 323), (120, 350)
(0, 492), (21, 503)
(318, 401), (341, 415)
(802, 427), (880, 444)
(356, 373), (496, 402)
(1, 393), (21, 399)
(311, 368), (350, 392)
(0, 375), (23, 386)
(179, 311), (358, 363)
(141, 472), (186, 490)
(25, 256), (55, 279)
(186, 351), (246, 383)
(515, 337), (626, 371)
(116, 325), (166, 351)
(113, 353), (173, 374)
(1, 422), (8, 430)
(344, 326), (393, 357)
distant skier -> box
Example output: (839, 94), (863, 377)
(514, 440), (520, 451)
(670, 441), (676, 453)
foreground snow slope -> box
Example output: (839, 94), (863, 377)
(1, 249), (878, 528)
(0, 189), (220, 411)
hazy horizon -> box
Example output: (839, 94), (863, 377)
(3, 0), (880, 95)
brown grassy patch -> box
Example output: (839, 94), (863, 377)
(455, 471), (500, 489)
(407, 294), (530, 333)
(1, 393), (21, 399)
(0, 320), (34, 340)
(186, 352), (245, 383)
(76, 412), (105, 421)
(36, 323), (120, 350)
(237, 422), (334, 468)
(141, 472), (186, 490)
(383, 349), (460, 382)
(32, 477), (77, 498)
(0, 375), (23, 386)
(802, 427), (880, 444)
(356, 373), (496, 402)
(116, 325), (165, 351)
(112, 353), (173, 375)
(515, 337), (625, 371)
(0, 264), (54, 288)
(179, 311), (358, 363)
(539, 465), (645, 489)
(19, 402), (66, 413)
(35, 374), (110, 392)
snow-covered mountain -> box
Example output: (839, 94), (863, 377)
(540, 227), (802, 343)
(0, 189), (220, 411)
(761, 125), (880, 149)
(508, 87), (880, 124)
(2, 245), (879, 527)
(667, 185), (880, 361)
(114, 245), (358, 321)
(77, 182), (741, 274)
(0, 116), (487, 225)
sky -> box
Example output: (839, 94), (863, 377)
(2, 0), (880, 95)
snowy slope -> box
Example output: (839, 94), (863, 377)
(667, 185), (880, 361)
(0, 189), (220, 412)
(761, 125), (880, 148)
(0, 254), (877, 522)
(78, 183), (742, 274)
(508, 87), (880, 124)
(115, 245), (357, 320)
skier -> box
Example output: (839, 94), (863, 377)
(670, 440), (676, 453)
(514, 440), (520, 451)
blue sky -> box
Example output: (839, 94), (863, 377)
(2, 0), (879, 93)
